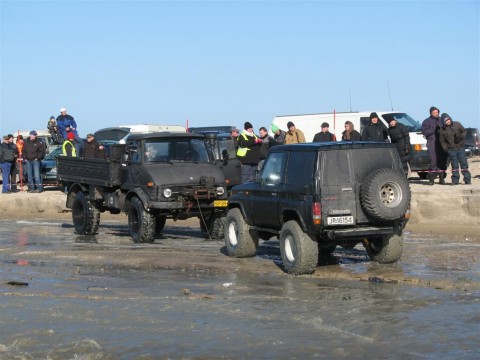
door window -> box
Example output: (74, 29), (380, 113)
(285, 151), (316, 187)
(261, 152), (284, 185)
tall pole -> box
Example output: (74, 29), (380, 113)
(387, 80), (394, 111)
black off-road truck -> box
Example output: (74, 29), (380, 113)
(57, 132), (228, 243)
(224, 142), (411, 275)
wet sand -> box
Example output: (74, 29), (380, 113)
(0, 159), (479, 358)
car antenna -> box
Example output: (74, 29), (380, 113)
(387, 80), (394, 111)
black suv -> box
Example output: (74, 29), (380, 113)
(224, 142), (411, 275)
(465, 128), (479, 156)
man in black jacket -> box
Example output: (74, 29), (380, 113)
(313, 122), (337, 142)
(361, 112), (388, 142)
(422, 106), (447, 185)
(439, 113), (471, 185)
(82, 133), (107, 159)
(388, 118), (412, 175)
(22, 131), (46, 193)
(1, 135), (17, 193)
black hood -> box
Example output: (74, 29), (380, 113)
(441, 113), (452, 125)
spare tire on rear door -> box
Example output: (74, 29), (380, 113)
(360, 168), (411, 221)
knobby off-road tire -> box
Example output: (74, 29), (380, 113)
(72, 192), (100, 235)
(279, 221), (318, 275)
(361, 168), (411, 221)
(224, 208), (258, 257)
(200, 212), (226, 240)
(363, 234), (403, 264)
(155, 215), (166, 234)
(128, 197), (156, 243)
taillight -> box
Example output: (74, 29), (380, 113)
(413, 144), (422, 151)
(404, 205), (411, 220)
(312, 202), (321, 225)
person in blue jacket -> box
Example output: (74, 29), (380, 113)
(56, 107), (78, 140)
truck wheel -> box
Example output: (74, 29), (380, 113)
(279, 221), (318, 275)
(72, 192), (100, 235)
(361, 168), (411, 221)
(363, 234), (403, 264)
(200, 212), (225, 240)
(128, 197), (156, 243)
(224, 208), (258, 257)
(155, 215), (166, 234)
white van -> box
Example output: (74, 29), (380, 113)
(271, 111), (429, 177)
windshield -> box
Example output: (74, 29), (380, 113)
(45, 146), (62, 160)
(143, 138), (210, 163)
(382, 113), (422, 132)
(94, 128), (130, 142)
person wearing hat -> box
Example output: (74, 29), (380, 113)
(270, 123), (286, 145)
(56, 107), (78, 141)
(361, 112), (388, 142)
(62, 132), (78, 157)
(284, 121), (306, 144)
(82, 133), (107, 159)
(22, 130), (46, 193)
(237, 121), (262, 183)
(421, 106), (447, 185)
(388, 118), (412, 175)
(47, 115), (62, 143)
(0, 135), (17, 193)
(227, 128), (240, 149)
(6, 134), (20, 192)
(341, 121), (361, 141)
(313, 122), (337, 142)
(439, 113), (471, 185)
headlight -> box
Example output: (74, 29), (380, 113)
(163, 188), (172, 198)
(215, 186), (225, 196)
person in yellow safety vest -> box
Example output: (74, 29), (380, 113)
(237, 121), (263, 183)
(62, 132), (77, 157)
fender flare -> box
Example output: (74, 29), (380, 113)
(66, 183), (89, 208)
(124, 187), (151, 212)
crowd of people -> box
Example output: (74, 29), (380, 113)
(0, 106), (472, 192)
(0, 107), (106, 194)
(232, 107), (471, 185)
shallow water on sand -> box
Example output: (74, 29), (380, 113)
(0, 220), (478, 359)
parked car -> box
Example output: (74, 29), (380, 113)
(465, 127), (479, 155)
(40, 146), (63, 186)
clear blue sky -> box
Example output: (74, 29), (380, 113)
(1, 0), (479, 136)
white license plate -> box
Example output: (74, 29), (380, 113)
(327, 216), (354, 225)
